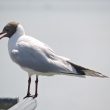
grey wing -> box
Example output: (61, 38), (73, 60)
(10, 44), (75, 74)
(10, 42), (107, 77)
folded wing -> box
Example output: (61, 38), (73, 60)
(10, 37), (108, 78)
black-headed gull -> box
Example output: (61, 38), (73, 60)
(0, 22), (108, 98)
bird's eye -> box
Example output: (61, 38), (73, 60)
(5, 27), (10, 31)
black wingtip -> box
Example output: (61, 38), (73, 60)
(67, 61), (109, 78)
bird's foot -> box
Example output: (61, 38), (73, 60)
(23, 93), (33, 99)
(32, 94), (38, 99)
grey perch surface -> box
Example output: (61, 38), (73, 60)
(8, 98), (37, 110)
(0, 98), (18, 109)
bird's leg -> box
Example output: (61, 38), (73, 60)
(24, 76), (32, 98)
(27, 76), (31, 96)
(33, 76), (38, 98)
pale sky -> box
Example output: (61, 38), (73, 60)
(0, 0), (110, 110)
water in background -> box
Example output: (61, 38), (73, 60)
(0, 1), (110, 110)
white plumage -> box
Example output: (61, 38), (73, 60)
(0, 22), (108, 98)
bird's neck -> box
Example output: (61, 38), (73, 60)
(8, 24), (25, 53)
(16, 24), (25, 36)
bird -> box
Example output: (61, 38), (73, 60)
(0, 21), (108, 98)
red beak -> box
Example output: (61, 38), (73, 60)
(0, 32), (7, 39)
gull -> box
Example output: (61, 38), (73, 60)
(0, 22), (108, 98)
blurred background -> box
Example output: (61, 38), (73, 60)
(0, 0), (110, 110)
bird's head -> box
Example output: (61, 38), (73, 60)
(0, 22), (19, 39)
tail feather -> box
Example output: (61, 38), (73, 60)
(68, 62), (108, 78)
(83, 69), (108, 78)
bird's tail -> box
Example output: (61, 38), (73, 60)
(68, 62), (108, 78)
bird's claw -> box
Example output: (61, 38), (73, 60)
(23, 94), (33, 99)
(23, 94), (38, 99)
(32, 94), (38, 99)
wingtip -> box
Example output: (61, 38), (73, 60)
(83, 69), (109, 78)
(102, 75), (109, 78)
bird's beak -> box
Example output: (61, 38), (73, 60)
(0, 32), (7, 40)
